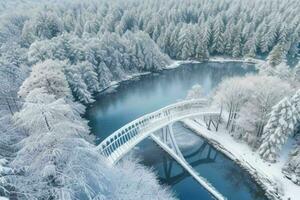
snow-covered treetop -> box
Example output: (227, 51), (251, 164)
(186, 84), (204, 100)
(18, 59), (71, 99)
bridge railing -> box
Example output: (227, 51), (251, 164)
(97, 99), (210, 158)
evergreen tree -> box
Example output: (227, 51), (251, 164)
(278, 24), (288, 44)
(96, 62), (113, 89)
(267, 44), (287, 67)
(211, 16), (225, 54)
(290, 89), (300, 125)
(223, 24), (234, 56)
(283, 146), (300, 185)
(65, 65), (94, 104)
(259, 98), (297, 162)
(293, 62), (300, 83)
(232, 24), (243, 58)
(260, 24), (277, 53)
(243, 36), (257, 57)
(157, 23), (174, 55)
(275, 62), (292, 81)
(169, 24), (181, 58)
(178, 25), (194, 59)
(18, 59), (71, 99)
(194, 25), (209, 61)
(195, 41), (209, 61)
(232, 33), (242, 58)
(78, 61), (100, 93)
(31, 11), (63, 40)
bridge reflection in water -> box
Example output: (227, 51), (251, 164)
(160, 141), (218, 186)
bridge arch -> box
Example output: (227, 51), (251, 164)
(96, 99), (220, 164)
(96, 99), (226, 199)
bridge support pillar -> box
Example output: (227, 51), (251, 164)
(159, 124), (184, 159)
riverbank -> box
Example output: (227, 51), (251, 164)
(182, 118), (300, 200)
(166, 57), (265, 69)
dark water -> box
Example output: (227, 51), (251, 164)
(85, 62), (268, 200)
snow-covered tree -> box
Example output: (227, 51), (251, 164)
(12, 87), (176, 200)
(223, 22), (234, 56)
(236, 75), (292, 146)
(283, 146), (300, 185)
(260, 24), (278, 54)
(293, 62), (300, 84)
(21, 10), (63, 46)
(186, 84), (204, 100)
(213, 76), (251, 131)
(65, 65), (94, 104)
(290, 89), (300, 138)
(194, 25), (209, 61)
(18, 59), (71, 99)
(243, 36), (257, 58)
(77, 61), (100, 93)
(178, 25), (194, 59)
(0, 43), (28, 96)
(291, 90), (300, 119)
(259, 61), (293, 84)
(211, 16), (225, 54)
(125, 31), (171, 71)
(267, 44), (287, 67)
(97, 61), (113, 89)
(232, 31), (242, 58)
(12, 87), (93, 199)
(275, 62), (293, 81)
(259, 98), (297, 162)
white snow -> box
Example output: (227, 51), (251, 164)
(166, 57), (265, 70)
(0, 159), (7, 166)
(209, 56), (265, 65)
(0, 158), (12, 176)
(182, 118), (300, 200)
(166, 60), (202, 69)
(99, 72), (151, 93)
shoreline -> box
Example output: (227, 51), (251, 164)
(97, 72), (151, 94)
(97, 56), (265, 95)
(182, 118), (299, 200)
(166, 57), (264, 69)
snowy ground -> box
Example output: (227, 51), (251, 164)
(209, 56), (265, 65)
(166, 57), (265, 70)
(182, 118), (300, 200)
(99, 72), (151, 93)
(165, 60), (202, 69)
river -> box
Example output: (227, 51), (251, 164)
(85, 62), (268, 200)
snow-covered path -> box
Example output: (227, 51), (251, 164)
(182, 118), (300, 200)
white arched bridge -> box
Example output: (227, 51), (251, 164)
(96, 99), (226, 200)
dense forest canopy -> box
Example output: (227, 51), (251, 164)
(1, 0), (299, 99)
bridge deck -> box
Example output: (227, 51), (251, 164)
(96, 99), (225, 199)
(97, 99), (220, 164)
